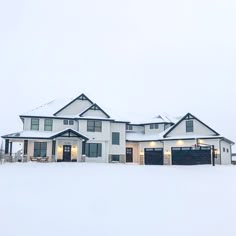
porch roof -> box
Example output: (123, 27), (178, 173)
(1, 129), (89, 141)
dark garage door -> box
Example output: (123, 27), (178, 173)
(172, 147), (211, 165)
(144, 148), (164, 165)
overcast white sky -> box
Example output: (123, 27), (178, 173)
(0, 0), (236, 151)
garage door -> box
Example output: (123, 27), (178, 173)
(144, 148), (164, 165)
(172, 147), (211, 165)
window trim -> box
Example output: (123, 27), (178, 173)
(111, 155), (120, 162)
(150, 124), (159, 129)
(31, 118), (39, 131)
(85, 143), (102, 157)
(87, 120), (102, 132)
(126, 124), (133, 131)
(112, 132), (120, 145)
(186, 120), (194, 133)
(33, 142), (47, 157)
(44, 119), (53, 131)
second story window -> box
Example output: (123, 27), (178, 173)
(186, 120), (194, 133)
(126, 124), (133, 131)
(31, 118), (39, 131)
(150, 124), (159, 129)
(87, 120), (102, 132)
(64, 120), (74, 125)
(44, 119), (53, 131)
(112, 132), (120, 145)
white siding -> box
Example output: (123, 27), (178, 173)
(23, 118), (78, 132)
(129, 125), (145, 133)
(220, 140), (232, 165)
(81, 109), (108, 118)
(144, 124), (165, 135)
(109, 123), (126, 155)
(166, 118), (217, 137)
(56, 99), (92, 116)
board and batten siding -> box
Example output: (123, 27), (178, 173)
(56, 99), (92, 116)
(23, 118), (78, 132)
(166, 119), (216, 137)
(109, 123), (126, 155)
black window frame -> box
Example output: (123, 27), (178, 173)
(69, 120), (74, 125)
(126, 124), (133, 131)
(33, 142), (47, 157)
(44, 119), (53, 131)
(87, 120), (102, 132)
(112, 132), (120, 145)
(85, 143), (102, 157)
(150, 124), (159, 129)
(31, 118), (39, 131)
(186, 120), (194, 133)
(111, 155), (120, 162)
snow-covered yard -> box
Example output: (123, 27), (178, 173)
(0, 163), (236, 236)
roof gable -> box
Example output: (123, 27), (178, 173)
(54, 93), (93, 116)
(50, 129), (88, 140)
(163, 113), (220, 138)
(79, 104), (110, 118)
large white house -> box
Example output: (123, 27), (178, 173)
(2, 93), (234, 165)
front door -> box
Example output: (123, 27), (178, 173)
(63, 145), (71, 162)
(126, 148), (133, 162)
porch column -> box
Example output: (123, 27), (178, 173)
(23, 140), (28, 155)
(82, 140), (86, 155)
(52, 140), (56, 162)
(9, 142), (13, 157)
(5, 139), (9, 154)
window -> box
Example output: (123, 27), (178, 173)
(69, 120), (74, 125)
(186, 120), (193, 132)
(112, 132), (120, 145)
(44, 119), (53, 131)
(64, 120), (74, 125)
(31, 118), (39, 130)
(223, 147), (226, 152)
(227, 149), (229, 153)
(111, 155), (120, 162)
(85, 143), (102, 157)
(34, 142), (47, 157)
(150, 124), (159, 129)
(87, 120), (102, 132)
(126, 124), (133, 131)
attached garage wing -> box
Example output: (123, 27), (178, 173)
(144, 148), (164, 165)
(172, 147), (212, 165)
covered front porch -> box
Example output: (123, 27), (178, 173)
(2, 129), (88, 162)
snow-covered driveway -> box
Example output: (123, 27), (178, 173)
(0, 163), (236, 236)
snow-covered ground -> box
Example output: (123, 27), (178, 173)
(0, 163), (236, 236)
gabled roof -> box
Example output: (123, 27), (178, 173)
(50, 129), (88, 140)
(79, 103), (110, 118)
(53, 93), (93, 116)
(163, 113), (220, 138)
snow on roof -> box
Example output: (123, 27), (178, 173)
(3, 129), (88, 140)
(21, 98), (74, 117)
(20, 96), (181, 124)
(126, 125), (224, 142)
